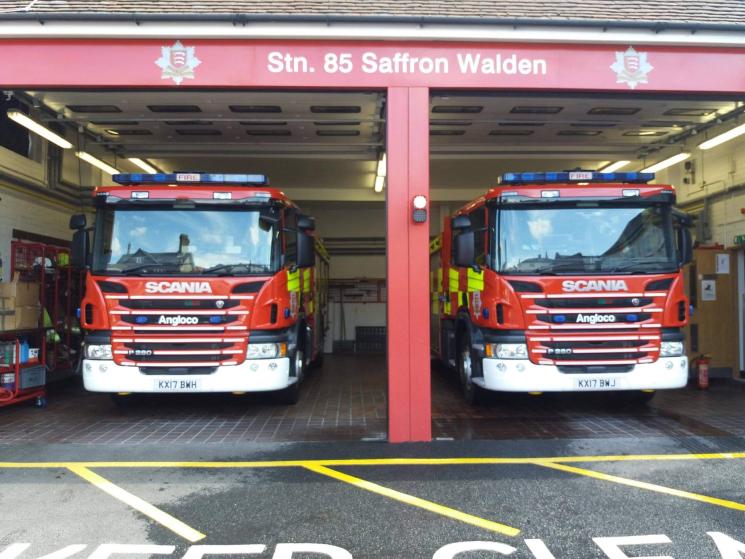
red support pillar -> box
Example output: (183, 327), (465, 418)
(386, 86), (431, 443)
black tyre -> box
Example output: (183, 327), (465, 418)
(458, 330), (483, 406)
(275, 348), (304, 405)
(619, 390), (656, 406)
(110, 393), (138, 408)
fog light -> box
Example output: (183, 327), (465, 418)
(85, 363), (92, 373)
(250, 363), (259, 372)
(496, 362), (507, 372)
(100, 364), (108, 372)
(269, 362), (277, 370)
(665, 361), (673, 369)
(516, 363), (525, 372)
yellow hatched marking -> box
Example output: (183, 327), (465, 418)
(534, 461), (745, 513)
(304, 464), (520, 537)
(2, 451), (745, 469)
(67, 465), (206, 542)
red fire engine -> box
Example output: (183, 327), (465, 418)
(430, 170), (692, 404)
(70, 172), (329, 405)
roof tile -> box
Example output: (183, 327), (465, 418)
(1, 0), (744, 26)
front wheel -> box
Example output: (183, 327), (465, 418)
(275, 349), (304, 405)
(458, 332), (483, 406)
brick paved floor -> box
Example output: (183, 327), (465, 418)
(1, 354), (744, 444)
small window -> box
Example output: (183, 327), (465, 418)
(284, 209), (298, 266)
(470, 207), (487, 267)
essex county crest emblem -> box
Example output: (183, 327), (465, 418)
(156, 41), (201, 85)
(610, 47), (653, 90)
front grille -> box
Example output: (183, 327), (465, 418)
(531, 335), (658, 366)
(542, 340), (645, 350)
(126, 342), (232, 351)
(558, 365), (634, 374)
(534, 297), (653, 309)
(537, 313), (652, 325)
(130, 354), (225, 363)
(112, 337), (246, 367)
(121, 315), (239, 326)
(139, 367), (217, 375)
(120, 299), (239, 310)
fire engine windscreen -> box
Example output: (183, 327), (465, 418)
(92, 206), (279, 275)
(496, 203), (677, 274)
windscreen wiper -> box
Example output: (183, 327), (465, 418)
(119, 262), (179, 275)
(202, 262), (268, 275)
(603, 258), (676, 274)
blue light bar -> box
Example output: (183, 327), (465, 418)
(112, 172), (269, 186)
(500, 171), (655, 185)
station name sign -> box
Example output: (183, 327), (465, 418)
(4, 39), (745, 92)
(267, 50), (548, 77)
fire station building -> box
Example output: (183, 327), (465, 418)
(0, 0), (744, 443)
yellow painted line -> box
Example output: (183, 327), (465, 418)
(0, 451), (744, 469)
(67, 465), (206, 543)
(534, 461), (745, 513)
(303, 463), (520, 537)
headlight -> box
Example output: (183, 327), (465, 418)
(246, 343), (286, 359)
(660, 341), (684, 357)
(85, 344), (112, 360)
(487, 343), (528, 360)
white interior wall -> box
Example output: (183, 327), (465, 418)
(657, 131), (745, 246)
(0, 138), (102, 281)
(303, 203), (387, 347)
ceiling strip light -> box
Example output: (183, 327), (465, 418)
(641, 153), (691, 173)
(76, 151), (120, 176)
(374, 175), (385, 193)
(377, 153), (387, 177)
(6, 109), (73, 149)
(698, 122), (745, 150)
(600, 160), (630, 173)
(128, 157), (158, 174)
(373, 153), (386, 193)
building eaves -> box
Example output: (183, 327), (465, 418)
(1, 1), (745, 27)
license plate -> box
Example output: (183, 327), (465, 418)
(569, 171), (593, 181)
(154, 379), (201, 391)
(574, 377), (618, 390)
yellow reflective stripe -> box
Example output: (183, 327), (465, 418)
(448, 268), (459, 292)
(437, 268), (443, 290)
(303, 268), (311, 293)
(467, 268), (484, 292)
(287, 269), (300, 292)
(443, 300), (451, 314)
(307, 300), (314, 314)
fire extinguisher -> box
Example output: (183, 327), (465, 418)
(695, 354), (711, 390)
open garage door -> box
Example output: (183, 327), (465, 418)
(428, 90), (745, 440)
(0, 89), (392, 442)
